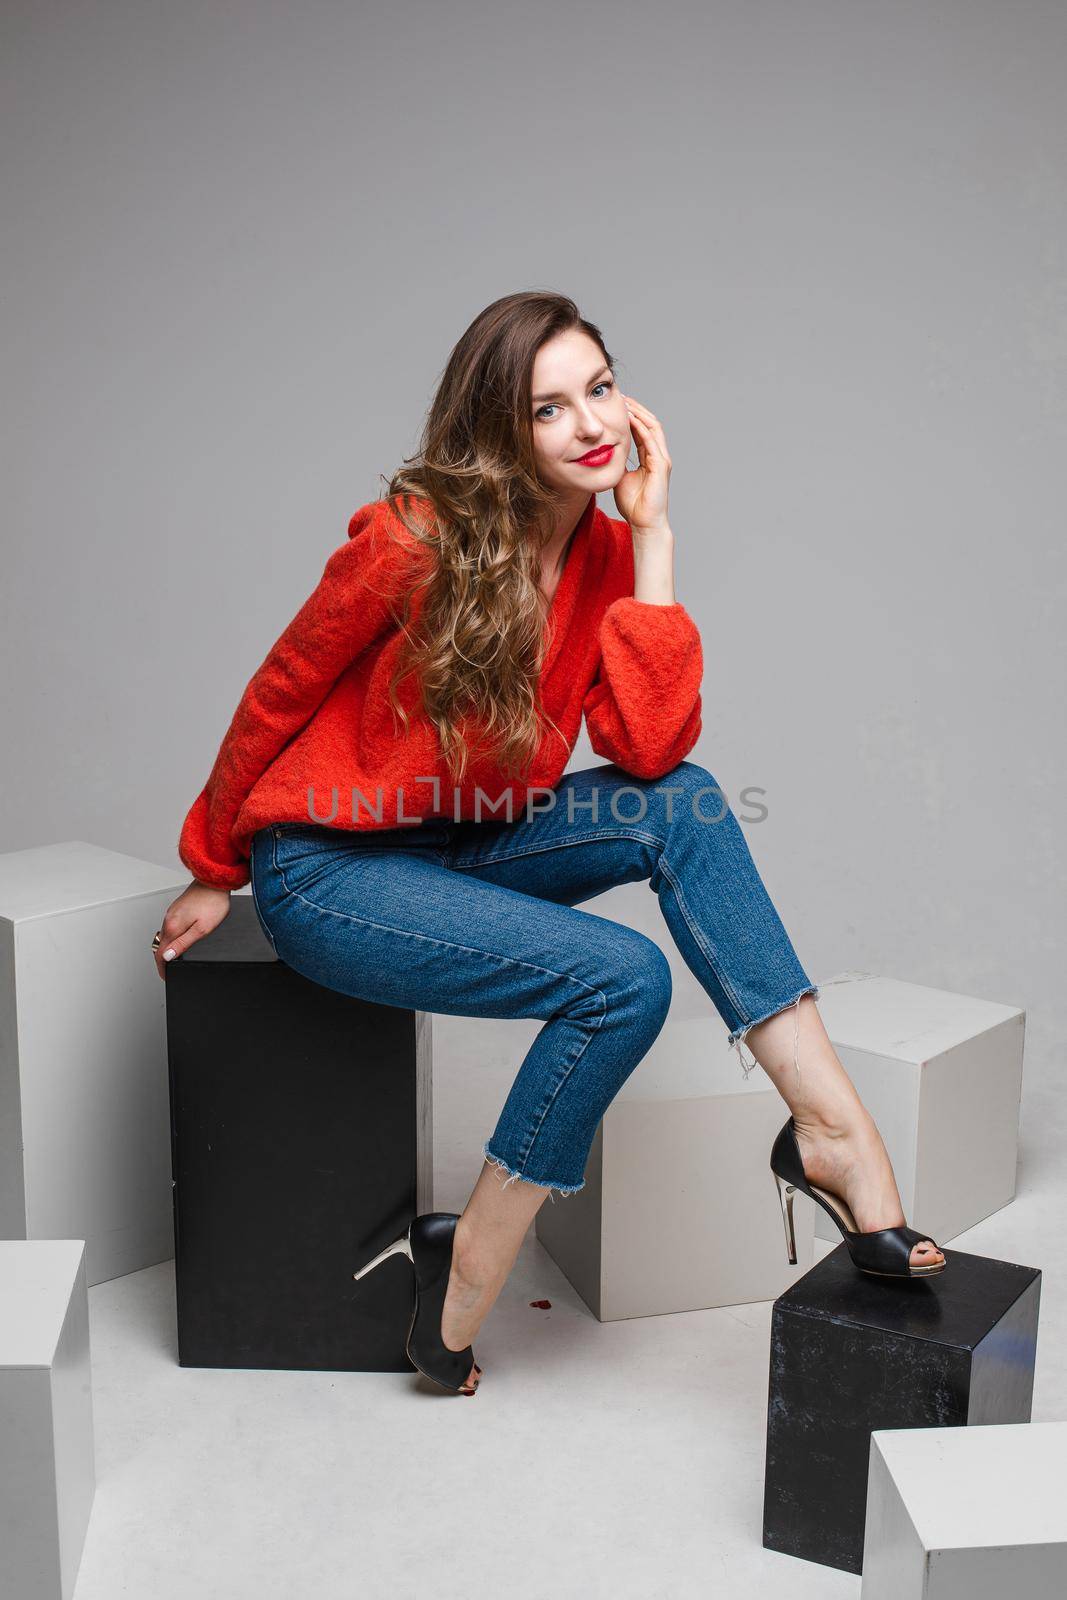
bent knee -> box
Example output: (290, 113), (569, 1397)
(663, 758), (722, 795)
(658, 760), (734, 824)
(616, 935), (673, 1025)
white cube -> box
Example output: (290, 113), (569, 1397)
(535, 1011), (815, 1319)
(812, 972), (1025, 1245)
(0, 1241), (96, 1600)
(862, 1423), (1067, 1597)
(0, 842), (190, 1283)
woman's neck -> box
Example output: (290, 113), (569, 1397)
(538, 493), (591, 602)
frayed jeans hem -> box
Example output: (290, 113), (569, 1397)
(727, 984), (821, 1082)
(482, 1142), (585, 1203)
(726, 982), (820, 1048)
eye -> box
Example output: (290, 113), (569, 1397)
(534, 377), (615, 423)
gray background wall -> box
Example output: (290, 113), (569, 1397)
(4, 3), (1064, 1130)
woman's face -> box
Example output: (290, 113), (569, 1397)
(529, 329), (630, 498)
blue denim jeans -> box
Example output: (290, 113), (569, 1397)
(248, 760), (818, 1198)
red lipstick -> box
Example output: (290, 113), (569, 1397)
(572, 444), (615, 467)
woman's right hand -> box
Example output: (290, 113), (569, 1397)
(153, 882), (232, 978)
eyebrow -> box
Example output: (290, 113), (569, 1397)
(532, 364), (611, 404)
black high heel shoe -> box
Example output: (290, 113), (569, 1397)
(352, 1213), (479, 1393)
(770, 1116), (947, 1279)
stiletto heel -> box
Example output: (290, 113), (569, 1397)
(769, 1116), (947, 1280)
(352, 1213), (477, 1393)
(352, 1232), (413, 1279)
(773, 1171), (798, 1265)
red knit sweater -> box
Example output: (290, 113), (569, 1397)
(178, 492), (703, 890)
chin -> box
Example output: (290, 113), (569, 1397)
(586, 463), (627, 492)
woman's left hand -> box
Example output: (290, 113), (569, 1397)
(612, 394), (672, 531)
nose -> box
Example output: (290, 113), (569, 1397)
(573, 399), (605, 436)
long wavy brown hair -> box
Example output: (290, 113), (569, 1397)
(372, 291), (617, 788)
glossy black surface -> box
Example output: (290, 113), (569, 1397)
(763, 1243), (1041, 1573)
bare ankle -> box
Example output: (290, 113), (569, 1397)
(451, 1221), (502, 1288)
(798, 1102), (873, 1140)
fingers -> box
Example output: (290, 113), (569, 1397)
(624, 394), (655, 419)
(624, 394), (660, 429)
(152, 902), (201, 978)
(153, 931), (193, 978)
(625, 408), (670, 473)
(153, 887), (233, 977)
(623, 395), (671, 470)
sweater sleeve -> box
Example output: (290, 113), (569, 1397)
(582, 598), (703, 780)
(177, 503), (409, 890)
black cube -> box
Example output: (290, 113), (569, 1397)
(763, 1243), (1041, 1574)
(165, 894), (432, 1371)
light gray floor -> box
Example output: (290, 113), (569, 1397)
(72, 1013), (1065, 1599)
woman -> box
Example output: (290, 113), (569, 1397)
(155, 291), (945, 1398)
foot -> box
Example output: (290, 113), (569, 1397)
(440, 1235), (499, 1394)
(792, 1110), (945, 1271)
